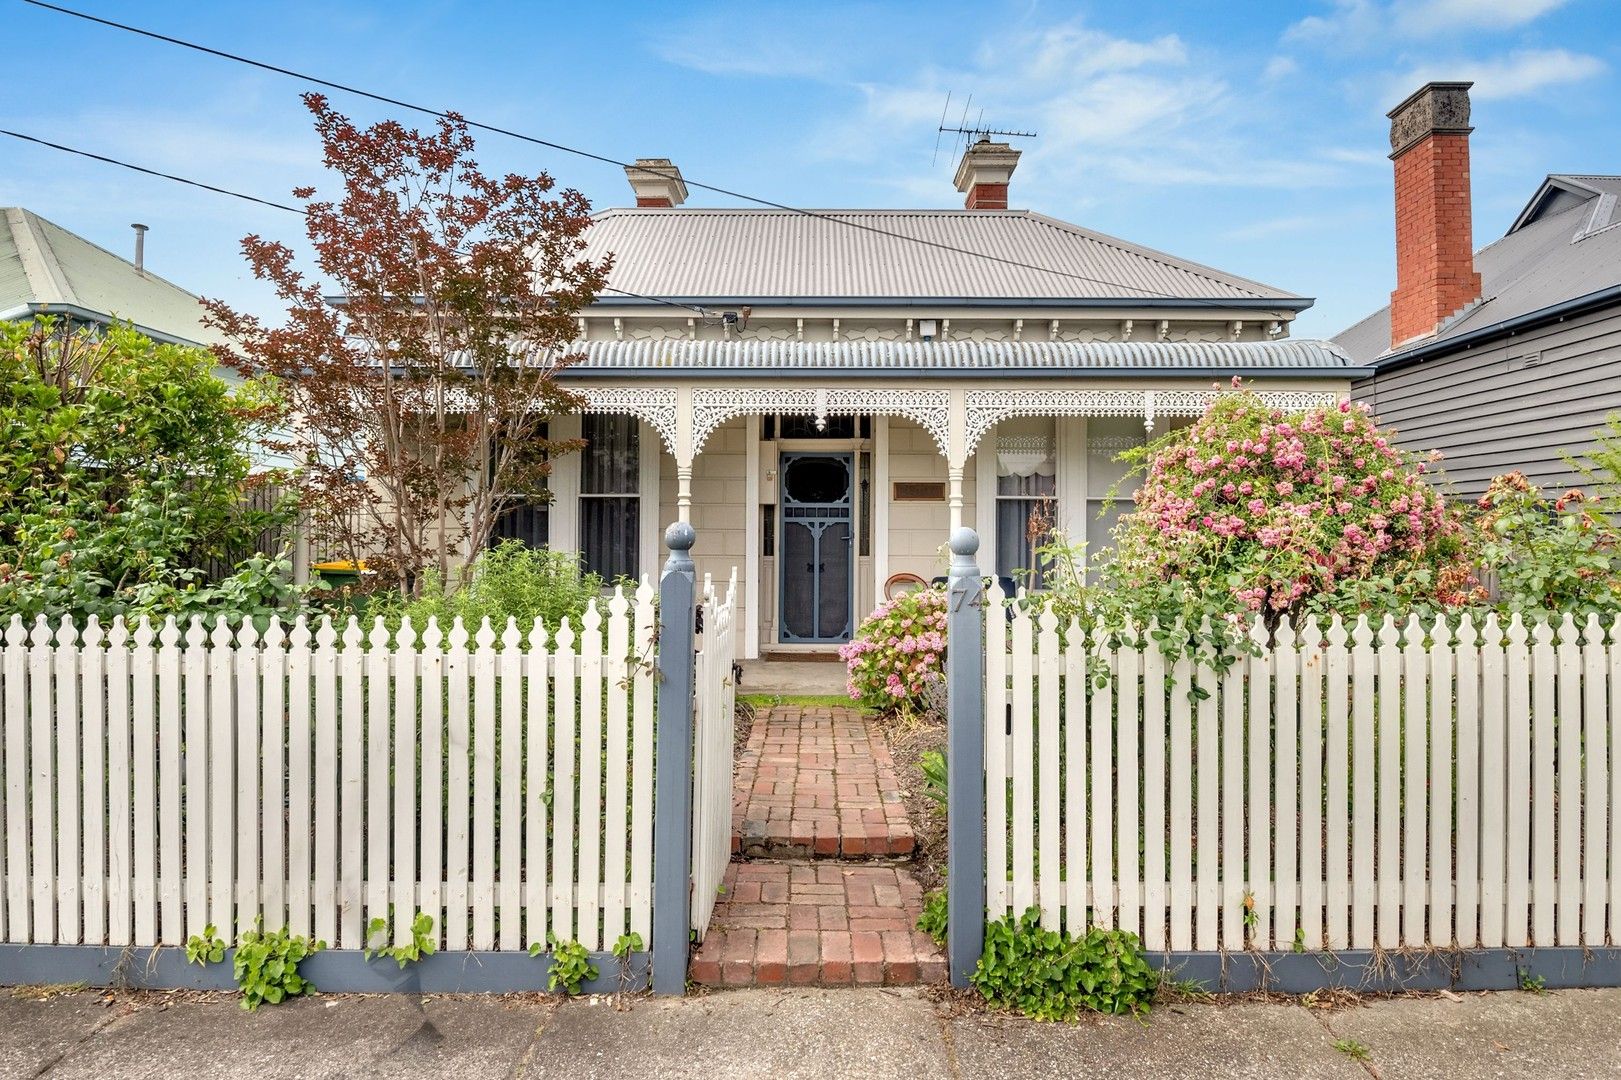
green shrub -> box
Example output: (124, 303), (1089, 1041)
(1476, 471), (1621, 616)
(0, 318), (299, 624)
(972, 908), (1158, 1021)
(364, 541), (605, 632)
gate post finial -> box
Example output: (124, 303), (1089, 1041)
(945, 526), (986, 988)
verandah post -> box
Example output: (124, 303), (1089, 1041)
(652, 522), (698, 995)
(945, 526), (986, 987)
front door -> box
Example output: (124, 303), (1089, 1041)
(778, 453), (854, 643)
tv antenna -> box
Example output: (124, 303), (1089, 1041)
(932, 92), (1037, 166)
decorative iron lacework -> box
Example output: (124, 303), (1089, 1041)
(964, 388), (1341, 454)
(691, 387), (951, 455)
(578, 387), (679, 452)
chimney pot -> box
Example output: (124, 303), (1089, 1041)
(953, 139), (1021, 210)
(1386, 82), (1482, 348)
(624, 158), (688, 208)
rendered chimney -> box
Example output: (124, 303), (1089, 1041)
(1387, 82), (1482, 348)
(953, 138), (1021, 210)
(624, 158), (688, 208)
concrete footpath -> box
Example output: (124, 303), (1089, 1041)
(3, 985), (1620, 1079)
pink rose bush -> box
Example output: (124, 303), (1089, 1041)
(839, 587), (948, 713)
(1109, 384), (1478, 622)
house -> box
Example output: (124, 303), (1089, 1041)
(531, 141), (1362, 659)
(0, 209), (228, 350)
(1338, 82), (1621, 498)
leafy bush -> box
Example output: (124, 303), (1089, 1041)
(233, 925), (324, 1010)
(838, 587), (947, 713)
(363, 541), (605, 631)
(1107, 383), (1476, 628)
(1476, 471), (1621, 616)
(972, 908), (1158, 1021)
(0, 318), (299, 623)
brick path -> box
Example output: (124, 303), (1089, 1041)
(731, 705), (915, 859)
(695, 705), (944, 989)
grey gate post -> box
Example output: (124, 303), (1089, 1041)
(652, 522), (698, 995)
(945, 527), (986, 988)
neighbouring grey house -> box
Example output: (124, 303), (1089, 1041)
(1338, 83), (1621, 498)
(0, 208), (228, 350)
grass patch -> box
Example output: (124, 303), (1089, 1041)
(738, 693), (856, 710)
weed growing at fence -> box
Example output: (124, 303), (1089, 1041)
(363, 912), (437, 968)
(917, 889), (948, 947)
(971, 908), (1158, 1021)
(535, 933), (597, 994)
(611, 932), (643, 994)
(1518, 969), (1547, 994)
(919, 750), (948, 806)
(233, 925), (325, 1011)
(185, 924), (226, 967)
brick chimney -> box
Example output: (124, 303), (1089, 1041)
(1387, 82), (1482, 348)
(953, 138), (1021, 210)
(624, 158), (688, 208)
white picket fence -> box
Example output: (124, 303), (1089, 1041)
(690, 572), (739, 939)
(0, 582), (660, 953)
(987, 594), (1621, 953)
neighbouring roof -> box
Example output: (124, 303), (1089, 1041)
(0, 207), (226, 348)
(564, 338), (1361, 376)
(580, 208), (1312, 309)
(1335, 175), (1621, 365)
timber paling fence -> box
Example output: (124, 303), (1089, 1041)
(942, 527), (1621, 993)
(0, 525), (738, 995)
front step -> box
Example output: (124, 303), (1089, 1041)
(732, 706), (916, 859)
(690, 861), (945, 988)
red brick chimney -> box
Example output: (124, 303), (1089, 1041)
(1387, 82), (1482, 348)
(953, 138), (1021, 210)
(624, 158), (688, 208)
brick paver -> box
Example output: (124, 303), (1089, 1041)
(690, 861), (945, 988)
(732, 706), (915, 859)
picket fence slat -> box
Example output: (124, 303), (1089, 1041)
(984, 602), (1619, 957)
(984, 584), (1008, 920)
(1, 596), (666, 954)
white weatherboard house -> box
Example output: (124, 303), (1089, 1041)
(528, 141), (1362, 658)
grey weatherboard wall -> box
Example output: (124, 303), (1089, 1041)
(1354, 303), (1621, 498)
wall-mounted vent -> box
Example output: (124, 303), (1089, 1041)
(894, 481), (946, 501)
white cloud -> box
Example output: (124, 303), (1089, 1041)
(1393, 0), (1570, 34)
(1392, 48), (1605, 100)
(1263, 56), (1300, 81)
(1285, 0), (1570, 45)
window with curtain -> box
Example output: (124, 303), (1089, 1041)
(580, 414), (639, 581)
(491, 422), (549, 549)
(1084, 417), (1146, 574)
(995, 418), (1057, 589)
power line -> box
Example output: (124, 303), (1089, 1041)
(0, 128), (305, 214)
(0, 128), (712, 316)
(20, 0), (1295, 312)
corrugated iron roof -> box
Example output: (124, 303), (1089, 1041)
(566, 338), (1356, 374)
(0, 207), (226, 348)
(581, 208), (1309, 306)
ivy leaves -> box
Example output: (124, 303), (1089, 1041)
(971, 908), (1158, 1021)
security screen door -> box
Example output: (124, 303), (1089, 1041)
(778, 453), (854, 642)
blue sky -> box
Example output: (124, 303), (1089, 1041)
(3, 0), (1618, 338)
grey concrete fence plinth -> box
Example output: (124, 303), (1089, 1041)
(944, 526), (986, 987)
